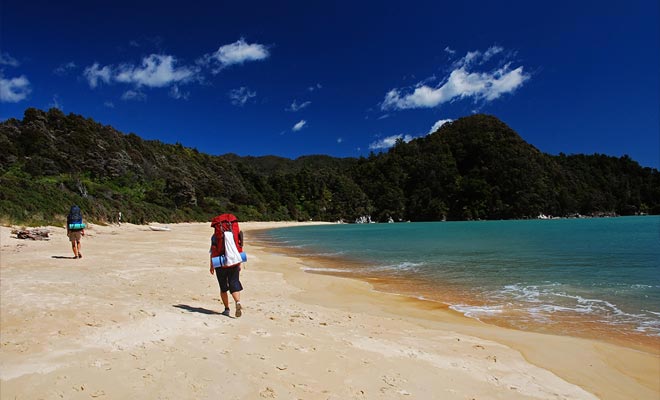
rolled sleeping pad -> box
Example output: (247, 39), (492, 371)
(68, 222), (86, 230)
(212, 252), (247, 268)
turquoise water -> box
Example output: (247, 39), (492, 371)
(261, 216), (660, 339)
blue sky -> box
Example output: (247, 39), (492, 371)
(1, 0), (658, 167)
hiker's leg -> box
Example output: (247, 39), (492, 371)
(217, 270), (230, 308)
(230, 267), (243, 305)
(76, 239), (82, 257)
(228, 266), (243, 317)
(228, 266), (243, 297)
(220, 291), (229, 309)
(69, 235), (80, 258)
(231, 290), (242, 317)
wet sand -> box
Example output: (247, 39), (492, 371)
(1, 222), (658, 399)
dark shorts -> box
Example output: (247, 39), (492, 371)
(215, 265), (243, 293)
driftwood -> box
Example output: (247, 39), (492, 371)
(11, 228), (50, 240)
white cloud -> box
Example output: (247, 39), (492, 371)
(169, 85), (190, 100)
(0, 52), (20, 67)
(115, 54), (197, 88)
(54, 61), (77, 76)
(368, 118), (452, 150)
(201, 39), (269, 73)
(84, 54), (199, 95)
(104, 101), (115, 108)
(382, 47), (529, 111)
(308, 83), (322, 91)
(482, 64), (528, 100)
(83, 63), (112, 88)
(228, 87), (256, 106)
(48, 95), (63, 110)
(79, 40), (272, 99)
(121, 89), (146, 101)
(429, 119), (453, 134)
(0, 74), (31, 102)
(292, 120), (307, 131)
(444, 46), (456, 55)
(286, 100), (311, 112)
(369, 133), (414, 150)
(452, 46), (505, 69)
(483, 46), (504, 61)
(337, 137), (343, 143)
(460, 50), (481, 67)
(80, 40), (271, 99)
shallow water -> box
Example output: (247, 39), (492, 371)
(259, 216), (660, 348)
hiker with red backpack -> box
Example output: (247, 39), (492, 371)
(209, 213), (246, 317)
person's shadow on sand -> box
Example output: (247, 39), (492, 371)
(173, 304), (223, 315)
(52, 255), (78, 259)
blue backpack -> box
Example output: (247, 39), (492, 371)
(67, 205), (85, 230)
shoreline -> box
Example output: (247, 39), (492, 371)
(253, 225), (660, 355)
(1, 222), (658, 399)
(249, 224), (660, 398)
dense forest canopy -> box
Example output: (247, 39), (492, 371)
(1, 108), (658, 225)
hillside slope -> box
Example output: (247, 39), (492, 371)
(1, 108), (657, 225)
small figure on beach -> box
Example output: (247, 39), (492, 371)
(118, 211), (122, 225)
(66, 205), (86, 259)
(209, 213), (245, 317)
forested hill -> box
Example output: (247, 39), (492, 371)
(1, 108), (658, 225)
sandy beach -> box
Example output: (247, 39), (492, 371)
(1, 222), (658, 399)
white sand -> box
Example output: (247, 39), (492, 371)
(1, 222), (658, 399)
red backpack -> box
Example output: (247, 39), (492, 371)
(210, 213), (243, 257)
